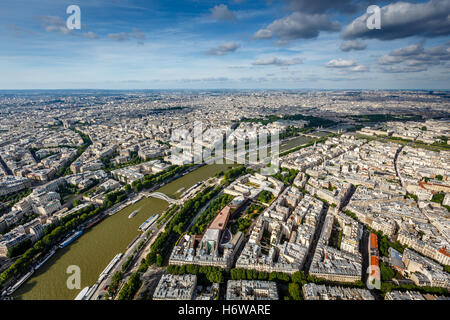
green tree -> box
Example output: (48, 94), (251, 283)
(156, 254), (163, 267)
(292, 271), (306, 283)
(288, 283), (302, 300)
(431, 192), (445, 205)
(380, 262), (395, 281)
(258, 271), (268, 280)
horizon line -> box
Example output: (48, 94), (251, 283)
(0, 88), (449, 92)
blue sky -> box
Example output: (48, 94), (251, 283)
(1, 0), (449, 89)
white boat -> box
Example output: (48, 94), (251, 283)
(59, 230), (83, 249)
(7, 270), (34, 295)
(84, 284), (99, 300)
(128, 209), (139, 219)
(138, 214), (159, 231)
(74, 286), (90, 300)
(97, 253), (123, 283)
(131, 195), (143, 204)
(176, 187), (185, 193)
(34, 249), (56, 270)
(180, 182), (201, 198)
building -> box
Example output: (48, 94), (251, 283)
(0, 176), (30, 196)
(226, 280), (278, 300)
(0, 226), (31, 257)
(302, 283), (375, 300)
(367, 233), (380, 287)
(153, 274), (197, 300)
(385, 290), (449, 300)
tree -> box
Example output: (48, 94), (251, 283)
(167, 264), (177, 274)
(146, 251), (157, 265)
(257, 190), (274, 204)
(156, 254), (163, 267)
(7, 239), (32, 258)
(207, 270), (224, 283)
(118, 273), (141, 300)
(444, 265), (450, 274)
(173, 222), (183, 234)
(288, 283), (302, 300)
(431, 192), (445, 205)
(258, 271), (268, 280)
(186, 264), (199, 275)
(133, 182), (143, 193)
(380, 262), (395, 281)
(292, 271), (306, 283)
(269, 271), (290, 283)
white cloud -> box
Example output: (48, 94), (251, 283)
(82, 31), (99, 39)
(339, 40), (367, 52)
(41, 16), (71, 35)
(378, 55), (404, 65)
(377, 41), (450, 72)
(108, 28), (146, 42)
(253, 29), (273, 40)
(287, 0), (370, 14)
(205, 42), (240, 55)
(40, 15), (99, 39)
(253, 11), (340, 41)
(341, 0), (450, 40)
(325, 58), (357, 68)
(210, 4), (236, 21)
(351, 65), (369, 72)
(252, 57), (303, 66)
(108, 32), (130, 41)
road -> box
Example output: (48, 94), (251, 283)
(393, 145), (405, 187)
(0, 155), (13, 175)
(186, 184), (222, 231)
(361, 227), (370, 286)
(303, 204), (329, 274)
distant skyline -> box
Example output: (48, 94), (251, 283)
(1, 0), (450, 90)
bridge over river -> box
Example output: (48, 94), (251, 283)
(143, 192), (180, 204)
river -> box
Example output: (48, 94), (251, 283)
(14, 164), (234, 300)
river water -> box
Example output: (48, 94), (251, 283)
(14, 164), (234, 300)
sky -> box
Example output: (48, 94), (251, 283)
(1, 0), (449, 90)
